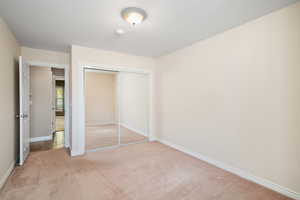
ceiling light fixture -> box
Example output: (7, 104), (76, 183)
(121, 7), (147, 26)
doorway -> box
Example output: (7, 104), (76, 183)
(84, 68), (150, 151)
(52, 69), (65, 149)
(29, 66), (65, 152)
(18, 56), (70, 165)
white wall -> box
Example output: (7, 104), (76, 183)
(120, 72), (149, 136)
(0, 18), (20, 188)
(21, 47), (69, 65)
(30, 66), (52, 138)
(85, 72), (116, 125)
(156, 2), (300, 194)
(71, 45), (155, 156)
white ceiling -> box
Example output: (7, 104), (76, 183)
(0, 0), (298, 57)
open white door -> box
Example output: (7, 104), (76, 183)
(52, 74), (56, 134)
(19, 56), (30, 165)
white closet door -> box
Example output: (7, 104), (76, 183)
(119, 72), (149, 145)
(85, 69), (119, 150)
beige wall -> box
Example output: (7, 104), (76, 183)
(71, 45), (155, 155)
(120, 72), (149, 136)
(0, 18), (20, 187)
(156, 2), (300, 193)
(30, 66), (52, 138)
(21, 47), (69, 65)
(85, 72), (116, 125)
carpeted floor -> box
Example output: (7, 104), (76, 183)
(0, 142), (291, 200)
(86, 124), (147, 150)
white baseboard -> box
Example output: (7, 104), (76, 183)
(71, 149), (84, 157)
(149, 136), (157, 142)
(0, 161), (15, 190)
(30, 135), (52, 143)
(158, 139), (300, 200)
(120, 123), (147, 137)
(86, 121), (115, 126)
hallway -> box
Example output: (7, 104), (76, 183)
(30, 131), (64, 152)
(30, 115), (65, 152)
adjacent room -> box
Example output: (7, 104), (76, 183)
(0, 0), (300, 200)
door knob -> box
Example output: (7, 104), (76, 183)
(19, 114), (28, 119)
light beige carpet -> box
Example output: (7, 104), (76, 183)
(0, 142), (291, 200)
(86, 124), (147, 150)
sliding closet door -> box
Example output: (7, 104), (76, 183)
(119, 72), (149, 145)
(85, 69), (119, 150)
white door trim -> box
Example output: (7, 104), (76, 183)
(27, 61), (70, 148)
(73, 62), (154, 156)
(30, 135), (53, 142)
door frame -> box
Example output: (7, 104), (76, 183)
(26, 61), (70, 148)
(77, 63), (154, 154)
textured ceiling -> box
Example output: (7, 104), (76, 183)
(0, 0), (298, 57)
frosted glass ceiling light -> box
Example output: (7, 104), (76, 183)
(121, 7), (147, 26)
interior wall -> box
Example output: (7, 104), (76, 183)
(30, 66), (53, 138)
(71, 45), (155, 155)
(156, 2), (300, 193)
(0, 18), (20, 188)
(120, 72), (149, 136)
(85, 72), (116, 125)
(21, 47), (70, 65)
